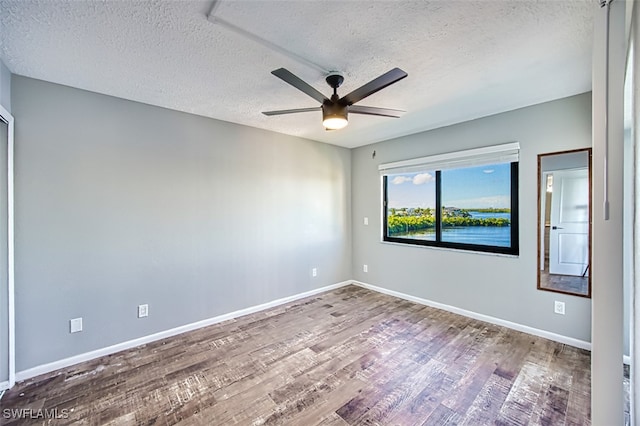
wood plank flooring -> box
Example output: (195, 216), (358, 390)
(539, 269), (589, 296)
(0, 285), (592, 425)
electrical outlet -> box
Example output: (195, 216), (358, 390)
(70, 318), (83, 333)
(363, 217), (369, 225)
(312, 268), (317, 277)
(554, 301), (565, 315)
(138, 304), (149, 318)
(363, 264), (368, 273)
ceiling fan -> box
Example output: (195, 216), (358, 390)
(262, 67), (408, 130)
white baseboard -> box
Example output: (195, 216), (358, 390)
(12, 279), (627, 384)
(352, 280), (592, 351)
(15, 280), (352, 383)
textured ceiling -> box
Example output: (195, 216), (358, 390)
(0, 0), (594, 148)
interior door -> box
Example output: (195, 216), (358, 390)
(549, 168), (589, 276)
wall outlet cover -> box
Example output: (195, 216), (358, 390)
(554, 301), (565, 315)
(70, 318), (83, 333)
(138, 304), (149, 318)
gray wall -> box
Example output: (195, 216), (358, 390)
(12, 75), (351, 371)
(0, 60), (10, 113)
(591, 2), (625, 422)
(351, 93), (592, 342)
(540, 150), (589, 172)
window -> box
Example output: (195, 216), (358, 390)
(381, 143), (519, 255)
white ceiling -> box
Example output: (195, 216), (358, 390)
(0, 0), (594, 148)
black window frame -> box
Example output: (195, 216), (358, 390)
(382, 162), (519, 255)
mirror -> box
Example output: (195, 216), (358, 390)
(537, 148), (592, 297)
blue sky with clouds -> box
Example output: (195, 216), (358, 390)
(387, 163), (510, 209)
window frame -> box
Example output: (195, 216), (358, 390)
(382, 162), (519, 256)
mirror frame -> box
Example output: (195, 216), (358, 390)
(536, 148), (592, 298)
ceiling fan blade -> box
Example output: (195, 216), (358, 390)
(271, 68), (329, 104)
(349, 105), (405, 118)
(262, 107), (320, 116)
(340, 68), (408, 106)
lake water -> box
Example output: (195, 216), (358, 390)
(391, 211), (511, 247)
(469, 212), (510, 220)
(441, 226), (510, 246)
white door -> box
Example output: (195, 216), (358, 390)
(549, 168), (589, 276)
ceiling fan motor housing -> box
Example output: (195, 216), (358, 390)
(322, 102), (348, 118)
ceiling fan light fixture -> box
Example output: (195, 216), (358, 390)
(263, 67), (407, 129)
(322, 104), (348, 130)
(323, 116), (348, 130)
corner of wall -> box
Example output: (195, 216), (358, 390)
(0, 60), (11, 113)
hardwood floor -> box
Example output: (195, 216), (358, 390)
(539, 269), (588, 296)
(1, 285), (592, 425)
(624, 364), (630, 426)
(539, 260), (589, 296)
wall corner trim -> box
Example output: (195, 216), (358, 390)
(352, 280), (592, 351)
(15, 280), (352, 383)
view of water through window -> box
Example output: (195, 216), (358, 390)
(386, 163), (512, 248)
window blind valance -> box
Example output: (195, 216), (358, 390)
(378, 142), (520, 175)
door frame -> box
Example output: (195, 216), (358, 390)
(0, 103), (14, 391)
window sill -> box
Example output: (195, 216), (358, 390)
(379, 240), (519, 258)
